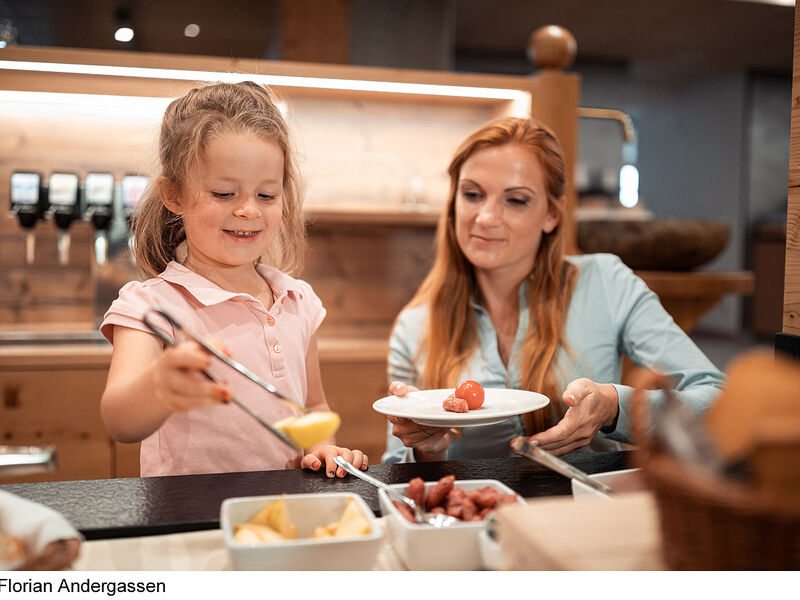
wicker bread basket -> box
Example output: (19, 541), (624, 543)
(630, 369), (800, 570)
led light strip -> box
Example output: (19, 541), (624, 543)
(0, 59), (530, 102)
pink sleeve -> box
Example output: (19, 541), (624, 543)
(298, 280), (326, 341)
(100, 281), (174, 344)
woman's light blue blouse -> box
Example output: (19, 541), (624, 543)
(382, 253), (725, 463)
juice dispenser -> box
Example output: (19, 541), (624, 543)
(92, 174), (150, 326)
(47, 172), (80, 265)
(121, 174), (149, 250)
(9, 172), (44, 265)
(83, 172), (115, 265)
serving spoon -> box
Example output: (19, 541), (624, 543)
(142, 306), (340, 450)
(333, 456), (456, 528)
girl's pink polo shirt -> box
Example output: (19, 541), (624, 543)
(100, 261), (325, 477)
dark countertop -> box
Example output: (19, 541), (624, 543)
(1, 452), (632, 540)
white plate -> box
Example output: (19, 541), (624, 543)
(372, 388), (549, 427)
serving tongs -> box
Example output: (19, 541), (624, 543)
(142, 305), (303, 451)
(333, 456), (457, 527)
(511, 438), (614, 497)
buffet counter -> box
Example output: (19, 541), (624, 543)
(0, 453), (631, 540)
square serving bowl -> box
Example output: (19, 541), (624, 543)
(570, 468), (646, 499)
(220, 492), (384, 570)
(377, 479), (524, 571)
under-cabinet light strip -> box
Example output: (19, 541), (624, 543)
(0, 60), (530, 101)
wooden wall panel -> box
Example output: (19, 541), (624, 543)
(319, 344), (389, 462)
(306, 223), (435, 339)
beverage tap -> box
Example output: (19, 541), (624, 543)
(120, 174), (150, 256)
(9, 172), (44, 265)
(47, 173), (80, 265)
(83, 173), (115, 266)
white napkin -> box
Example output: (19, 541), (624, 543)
(0, 490), (82, 558)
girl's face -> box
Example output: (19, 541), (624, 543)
(167, 130), (284, 272)
(454, 143), (561, 280)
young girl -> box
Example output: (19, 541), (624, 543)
(100, 81), (368, 478)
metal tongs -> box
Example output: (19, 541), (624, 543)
(333, 456), (456, 528)
(512, 438), (614, 497)
(142, 305), (303, 451)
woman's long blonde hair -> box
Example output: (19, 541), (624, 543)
(132, 81), (305, 278)
(408, 117), (578, 431)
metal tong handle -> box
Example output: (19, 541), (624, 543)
(333, 457), (421, 515)
(512, 438), (614, 497)
(143, 306), (306, 415)
(142, 306), (301, 451)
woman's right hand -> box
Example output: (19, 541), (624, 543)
(387, 381), (451, 461)
(151, 341), (231, 412)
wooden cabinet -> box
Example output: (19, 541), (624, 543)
(0, 346), (140, 483)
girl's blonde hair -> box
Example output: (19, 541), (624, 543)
(132, 81), (305, 278)
(408, 117), (578, 432)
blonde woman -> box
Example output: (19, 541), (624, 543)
(384, 117), (724, 462)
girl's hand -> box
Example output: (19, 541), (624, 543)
(387, 381), (451, 461)
(514, 378), (619, 457)
(151, 340), (231, 412)
(302, 446), (368, 478)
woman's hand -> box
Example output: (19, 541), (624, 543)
(150, 340), (231, 412)
(301, 445), (368, 478)
(515, 378), (619, 456)
(387, 381), (451, 461)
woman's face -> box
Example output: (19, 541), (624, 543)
(166, 130), (284, 273)
(454, 143), (561, 279)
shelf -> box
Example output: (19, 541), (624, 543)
(304, 204), (441, 226)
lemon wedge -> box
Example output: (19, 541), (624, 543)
(274, 411), (341, 448)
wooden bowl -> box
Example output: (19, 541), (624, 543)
(577, 218), (730, 270)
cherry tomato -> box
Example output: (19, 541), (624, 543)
(455, 380), (485, 410)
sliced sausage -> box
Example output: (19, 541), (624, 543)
(393, 501), (416, 524)
(426, 475), (455, 509)
(442, 394), (469, 413)
(445, 486), (467, 518)
(406, 477), (425, 508)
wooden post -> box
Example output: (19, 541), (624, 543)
(526, 25), (581, 255)
(783, 3), (800, 337)
(281, 0), (350, 64)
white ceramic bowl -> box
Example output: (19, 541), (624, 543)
(221, 492), (384, 570)
(377, 479), (523, 571)
(570, 468), (646, 499)
(477, 529), (505, 571)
